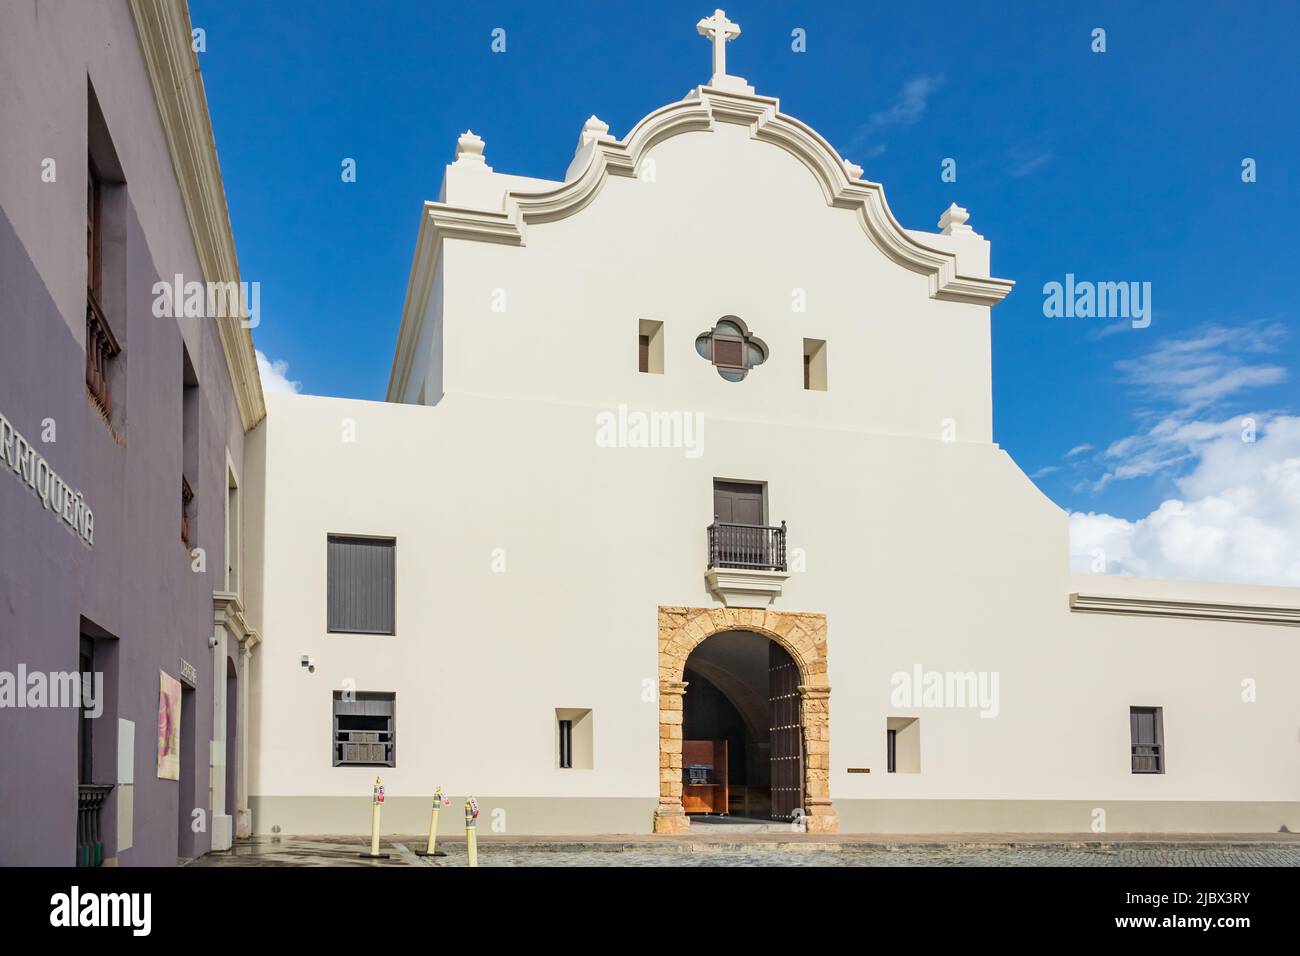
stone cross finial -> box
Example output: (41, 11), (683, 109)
(696, 9), (741, 83)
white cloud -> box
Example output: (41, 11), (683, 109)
(846, 75), (944, 160)
(1006, 144), (1053, 178)
(1114, 322), (1286, 415)
(256, 350), (302, 395)
(1085, 323), (1288, 492)
(1065, 321), (1298, 587)
(1070, 415), (1300, 586)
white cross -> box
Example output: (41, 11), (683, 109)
(696, 9), (741, 82)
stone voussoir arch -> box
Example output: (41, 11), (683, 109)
(654, 605), (837, 834)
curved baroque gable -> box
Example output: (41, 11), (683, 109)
(425, 85), (1014, 305)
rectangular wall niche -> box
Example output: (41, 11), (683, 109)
(638, 319), (664, 374)
(556, 708), (593, 769)
(886, 716), (920, 773)
(803, 338), (827, 391)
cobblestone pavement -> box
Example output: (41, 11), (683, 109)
(426, 844), (1300, 867)
(193, 838), (1300, 867)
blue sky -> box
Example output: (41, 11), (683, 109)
(192, 0), (1299, 583)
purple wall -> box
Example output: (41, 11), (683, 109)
(0, 3), (250, 866)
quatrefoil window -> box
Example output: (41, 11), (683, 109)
(695, 316), (768, 382)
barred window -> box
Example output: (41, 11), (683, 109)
(1130, 706), (1164, 774)
(333, 692), (395, 767)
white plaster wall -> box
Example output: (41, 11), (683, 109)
(250, 392), (1300, 815)
(434, 121), (994, 442)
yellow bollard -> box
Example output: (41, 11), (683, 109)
(415, 787), (449, 858)
(359, 776), (390, 859)
(465, 796), (479, 867)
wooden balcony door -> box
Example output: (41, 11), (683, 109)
(713, 480), (764, 525)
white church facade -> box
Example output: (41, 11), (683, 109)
(243, 11), (1300, 837)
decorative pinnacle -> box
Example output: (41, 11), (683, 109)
(938, 203), (974, 235)
(456, 129), (486, 163)
(580, 115), (611, 147)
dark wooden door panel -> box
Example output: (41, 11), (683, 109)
(714, 480), (763, 525)
(769, 641), (803, 822)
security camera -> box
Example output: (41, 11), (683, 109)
(301, 655), (315, 670)
(208, 636), (220, 648)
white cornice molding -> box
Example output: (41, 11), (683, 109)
(213, 590), (262, 646)
(1070, 592), (1300, 627)
(129, 0), (266, 431)
(387, 86), (1014, 401)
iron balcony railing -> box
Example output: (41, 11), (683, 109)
(1131, 743), (1163, 774)
(77, 784), (112, 867)
(708, 519), (787, 572)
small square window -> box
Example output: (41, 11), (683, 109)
(556, 708), (593, 769)
(803, 338), (827, 391)
(886, 717), (919, 773)
(638, 319), (663, 374)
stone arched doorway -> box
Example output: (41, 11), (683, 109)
(655, 606), (836, 833)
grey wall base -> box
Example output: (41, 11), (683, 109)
(833, 799), (1300, 835)
(250, 796), (658, 836)
(250, 796), (1300, 837)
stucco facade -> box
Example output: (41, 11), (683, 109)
(244, 24), (1300, 837)
(0, 0), (263, 865)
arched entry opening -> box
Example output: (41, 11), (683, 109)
(682, 632), (801, 822)
(655, 606), (836, 834)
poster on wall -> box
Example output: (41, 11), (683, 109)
(157, 671), (181, 780)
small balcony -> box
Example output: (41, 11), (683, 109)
(708, 520), (787, 572)
(181, 475), (194, 547)
(705, 520), (790, 608)
(85, 290), (121, 417)
(77, 784), (112, 867)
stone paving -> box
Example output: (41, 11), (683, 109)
(191, 835), (1300, 867)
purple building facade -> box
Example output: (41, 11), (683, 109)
(0, 0), (264, 866)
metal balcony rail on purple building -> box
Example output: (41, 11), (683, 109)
(707, 519), (787, 572)
(77, 784), (112, 867)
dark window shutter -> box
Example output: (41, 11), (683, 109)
(1130, 706), (1162, 773)
(558, 719), (573, 769)
(638, 334), (650, 372)
(713, 336), (745, 369)
(327, 536), (396, 634)
(803, 353), (811, 389)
